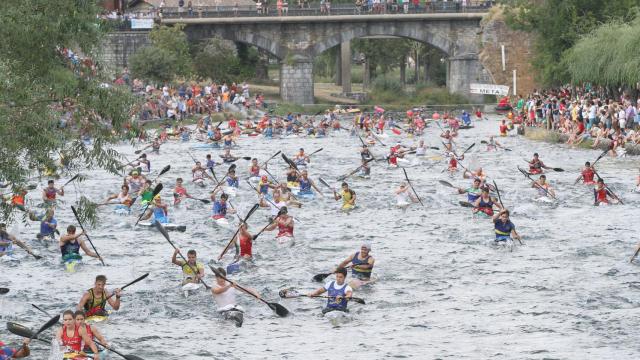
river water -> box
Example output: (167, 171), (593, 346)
(1, 116), (640, 359)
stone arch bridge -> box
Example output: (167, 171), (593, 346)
(120, 13), (489, 104)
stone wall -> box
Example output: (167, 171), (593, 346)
(99, 31), (151, 74)
(479, 7), (539, 97)
(279, 59), (314, 105)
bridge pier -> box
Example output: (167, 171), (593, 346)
(280, 57), (315, 105)
(340, 40), (352, 94)
(447, 56), (484, 103)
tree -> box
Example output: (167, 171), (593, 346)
(130, 46), (177, 83)
(0, 0), (137, 224)
(564, 14), (640, 89)
(148, 24), (193, 78)
(193, 36), (240, 83)
(503, 0), (640, 86)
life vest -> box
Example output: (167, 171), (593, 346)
(341, 189), (355, 205)
(595, 187), (608, 204)
(326, 281), (348, 311)
(84, 289), (107, 317)
(60, 238), (80, 257)
(249, 165), (260, 177)
(213, 201), (227, 218)
(61, 325), (82, 353)
(475, 196), (494, 216)
(226, 177), (239, 187)
(277, 219), (294, 237)
(182, 262), (204, 279)
(44, 187), (57, 201)
(298, 178), (312, 193)
(351, 252), (372, 279)
(494, 220), (515, 241)
(239, 233), (252, 257)
(582, 168), (595, 183)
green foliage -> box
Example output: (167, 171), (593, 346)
(130, 46), (177, 83)
(193, 36), (241, 83)
(503, 0), (640, 85)
(0, 0), (137, 224)
(149, 24), (193, 77)
(372, 77), (404, 93)
(564, 14), (640, 87)
(353, 38), (413, 77)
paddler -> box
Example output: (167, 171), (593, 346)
(56, 310), (99, 360)
(338, 243), (375, 289)
(172, 248), (205, 285)
(395, 183), (418, 207)
(499, 119), (508, 137)
(526, 153), (550, 174)
(138, 180), (154, 205)
(414, 140), (427, 156)
(192, 161), (213, 186)
(211, 189), (235, 219)
(447, 152), (462, 173)
(360, 144), (373, 161)
(77, 275), (121, 317)
(257, 176), (275, 199)
(492, 209), (521, 243)
(0, 339), (30, 358)
(532, 174), (556, 198)
(248, 158), (261, 179)
(205, 154), (219, 169)
(333, 182), (356, 210)
(10, 187), (28, 211)
(472, 187), (502, 216)
(225, 168), (240, 189)
(0, 223), (37, 259)
(294, 148), (310, 167)
(485, 136), (502, 151)
(359, 158), (371, 177)
(134, 153), (151, 173)
(211, 267), (259, 327)
(35, 208), (57, 241)
(141, 195), (169, 224)
(463, 167), (487, 184)
(264, 207), (294, 239)
(220, 148), (239, 163)
(42, 179), (64, 206)
(59, 225), (101, 263)
(297, 170), (322, 196)
(103, 184), (132, 209)
(308, 267), (353, 314)
(233, 223), (254, 260)
(594, 178), (618, 205)
(286, 165), (299, 188)
(125, 170), (146, 194)
(74, 311), (109, 358)
(173, 178), (192, 205)
(457, 178), (482, 203)
(575, 161), (596, 185)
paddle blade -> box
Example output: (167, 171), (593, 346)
(7, 322), (36, 339)
(462, 143), (475, 155)
(311, 147), (323, 155)
(392, 129), (401, 135)
(553, 168), (564, 172)
(121, 273), (150, 291)
(151, 183), (163, 197)
(199, 198), (211, 204)
(312, 273), (331, 282)
(242, 157), (252, 160)
(32, 314), (60, 339)
(0, 288), (9, 295)
(62, 174), (80, 187)
(438, 180), (454, 188)
(158, 165), (171, 177)
(459, 201), (474, 208)
(351, 297), (366, 305)
(269, 302), (290, 317)
(480, 140), (487, 144)
(123, 355), (146, 360)
(429, 146), (440, 150)
(318, 177), (332, 189)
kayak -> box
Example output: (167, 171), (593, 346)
(86, 314), (109, 324)
(62, 254), (83, 273)
(323, 308), (352, 325)
(275, 234), (295, 247)
(226, 257), (254, 274)
(341, 203), (356, 212)
(114, 204), (130, 215)
(287, 181), (300, 189)
(219, 305), (244, 327)
(194, 178), (206, 188)
(191, 142), (220, 149)
(349, 275), (377, 290)
(492, 238), (514, 252)
(138, 221), (187, 232)
(294, 190), (315, 201)
(210, 216), (234, 230)
(182, 282), (203, 298)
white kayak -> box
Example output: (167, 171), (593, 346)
(193, 178), (206, 188)
(293, 190), (315, 201)
(210, 216), (234, 230)
(138, 221), (187, 232)
(275, 234), (295, 247)
(218, 305), (245, 327)
(114, 205), (130, 215)
(182, 282), (203, 298)
(323, 309), (353, 325)
(222, 186), (238, 198)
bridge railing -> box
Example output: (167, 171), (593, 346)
(124, 0), (492, 20)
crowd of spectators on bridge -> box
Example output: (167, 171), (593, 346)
(507, 86), (640, 155)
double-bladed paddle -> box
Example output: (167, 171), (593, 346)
(337, 158), (374, 181)
(402, 168), (423, 207)
(209, 265), (289, 317)
(71, 205), (105, 266)
(155, 221), (210, 290)
(279, 288), (366, 305)
(218, 204), (260, 260)
(61, 174), (81, 188)
(312, 265), (352, 282)
(517, 167), (556, 200)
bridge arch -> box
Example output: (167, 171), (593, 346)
(311, 24), (456, 59)
(185, 25), (287, 60)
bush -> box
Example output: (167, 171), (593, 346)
(371, 77), (405, 94)
(130, 46), (177, 83)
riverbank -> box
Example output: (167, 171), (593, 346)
(522, 126), (640, 156)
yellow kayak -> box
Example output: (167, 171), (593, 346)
(63, 352), (89, 359)
(287, 181), (299, 188)
(341, 203), (356, 212)
(85, 313), (109, 323)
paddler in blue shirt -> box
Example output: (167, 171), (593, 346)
(338, 243), (375, 289)
(492, 209), (521, 243)
(308, 267), (353, 314)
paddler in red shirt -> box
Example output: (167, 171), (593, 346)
(575, 161), (596, 185)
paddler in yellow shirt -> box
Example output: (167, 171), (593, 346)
(333, 182), (356, 210)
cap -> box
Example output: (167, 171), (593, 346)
(361, 242), (372, 250)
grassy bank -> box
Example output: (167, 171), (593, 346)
(523, 126), (640, 155)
